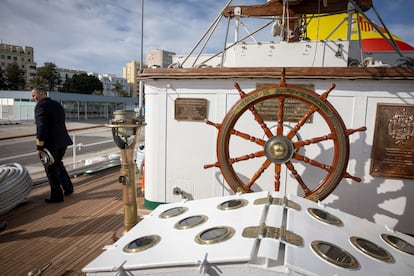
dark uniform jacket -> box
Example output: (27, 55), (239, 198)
(35, 97), (73, 151)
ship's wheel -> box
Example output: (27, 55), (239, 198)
(205, 71), (366, 201)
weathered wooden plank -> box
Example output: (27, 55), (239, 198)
(0, 167), (145, 275)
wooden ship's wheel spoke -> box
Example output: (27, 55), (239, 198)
(293, 153), (333, 173)
(205, 72), (366, 201)
(228, 150), (265, 165)
(286, 161), (312, 196)
(235, 83), (274, 138)
(242, 159), (272, 192)
(230, 129), (266, 146)
(293, 133), (336, 149)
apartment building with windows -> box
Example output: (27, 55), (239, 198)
(123, 60), (140, 98)
(91, 73), (131, 97)
(0, 42), (37, 80)
(145, 49), (175, 68)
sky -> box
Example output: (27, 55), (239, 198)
(1, 0), (414, 76)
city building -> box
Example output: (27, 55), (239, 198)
(145, 49), (175, 68)
(1, 42), (136, 100)
(90, 73), (131, 97)
(0, 42), (37, 81)
(123, 60), (140, 98)
(56, 67), (87, 92)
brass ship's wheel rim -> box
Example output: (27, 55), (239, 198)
(203, 72), (366, 201)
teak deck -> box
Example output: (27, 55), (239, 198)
(0, 167), (148, 275)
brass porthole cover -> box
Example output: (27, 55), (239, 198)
(195, 226), (235, 245)
(217, 199), (248, 210)
(159, 206), (188, 219)
(311, 240), (359, 269)
(350, 236), (394, 263)
(307, 208), (343, 226)
(174, 215), (208, 230)
(381, 234), (414, 256)
(123, 235), (161, 253)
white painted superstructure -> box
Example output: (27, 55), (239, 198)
(143, 76), (414, 234)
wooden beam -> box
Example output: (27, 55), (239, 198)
(222, 0), (373, 18)
(138, 67), (414, 80)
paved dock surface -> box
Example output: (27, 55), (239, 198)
(0, 119), (107, 140)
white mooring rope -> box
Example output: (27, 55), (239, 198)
(0, 163), (32, 215)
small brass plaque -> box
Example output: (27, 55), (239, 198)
(370, 103), (414, 179)
(175, 98), (208, 121)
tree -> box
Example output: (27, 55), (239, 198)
(37, 62), (61, 91)
(92, 90), (103, 96)
(27, 76), (48, 89)
(4, 63), (25, 90)
(112, 81), (128, 97)
(61, 73), (103, 94)
(0, 68), (6, 90)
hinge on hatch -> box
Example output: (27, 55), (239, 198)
(242, 223), (303, 246)
(253, 195), (301, 211)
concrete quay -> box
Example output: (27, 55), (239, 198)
(0, 119), (107, 140)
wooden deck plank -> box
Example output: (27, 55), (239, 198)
(0, 167), (146, 275)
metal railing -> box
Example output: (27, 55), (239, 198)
(70, 129), (117, 169)
(0, 127), (119, 181)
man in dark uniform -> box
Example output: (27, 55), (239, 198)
(32, 87), (74, 203)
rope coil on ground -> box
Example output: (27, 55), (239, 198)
(0, 163), (32, 215)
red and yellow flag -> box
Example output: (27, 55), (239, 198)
(306, 13), (414, 52)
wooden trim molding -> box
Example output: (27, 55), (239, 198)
(138, 67), (414, 80)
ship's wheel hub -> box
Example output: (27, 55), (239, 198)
(264, 135), (294, 164)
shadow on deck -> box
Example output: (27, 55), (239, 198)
(0, 167), (148, 275)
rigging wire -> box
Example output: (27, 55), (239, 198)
(200, 20), (275, 66)
(355, 11), (364, 65)
(182, 0), (234, 67)
(221, 15), (232, 68)
(311, 0), (322, 66)
(348, 0), (404, 57)
(190, 14), (223, 68)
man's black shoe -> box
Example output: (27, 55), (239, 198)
(0, 221), (7, 232)
(44, 198), (64, 203)
(64, 190), (74, 196)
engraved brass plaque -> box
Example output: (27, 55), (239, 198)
(370, 103), (414, 179)
(174, 98), (208, 121)
(254, 84), (314, 122)
(255, 98), (312, 122)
